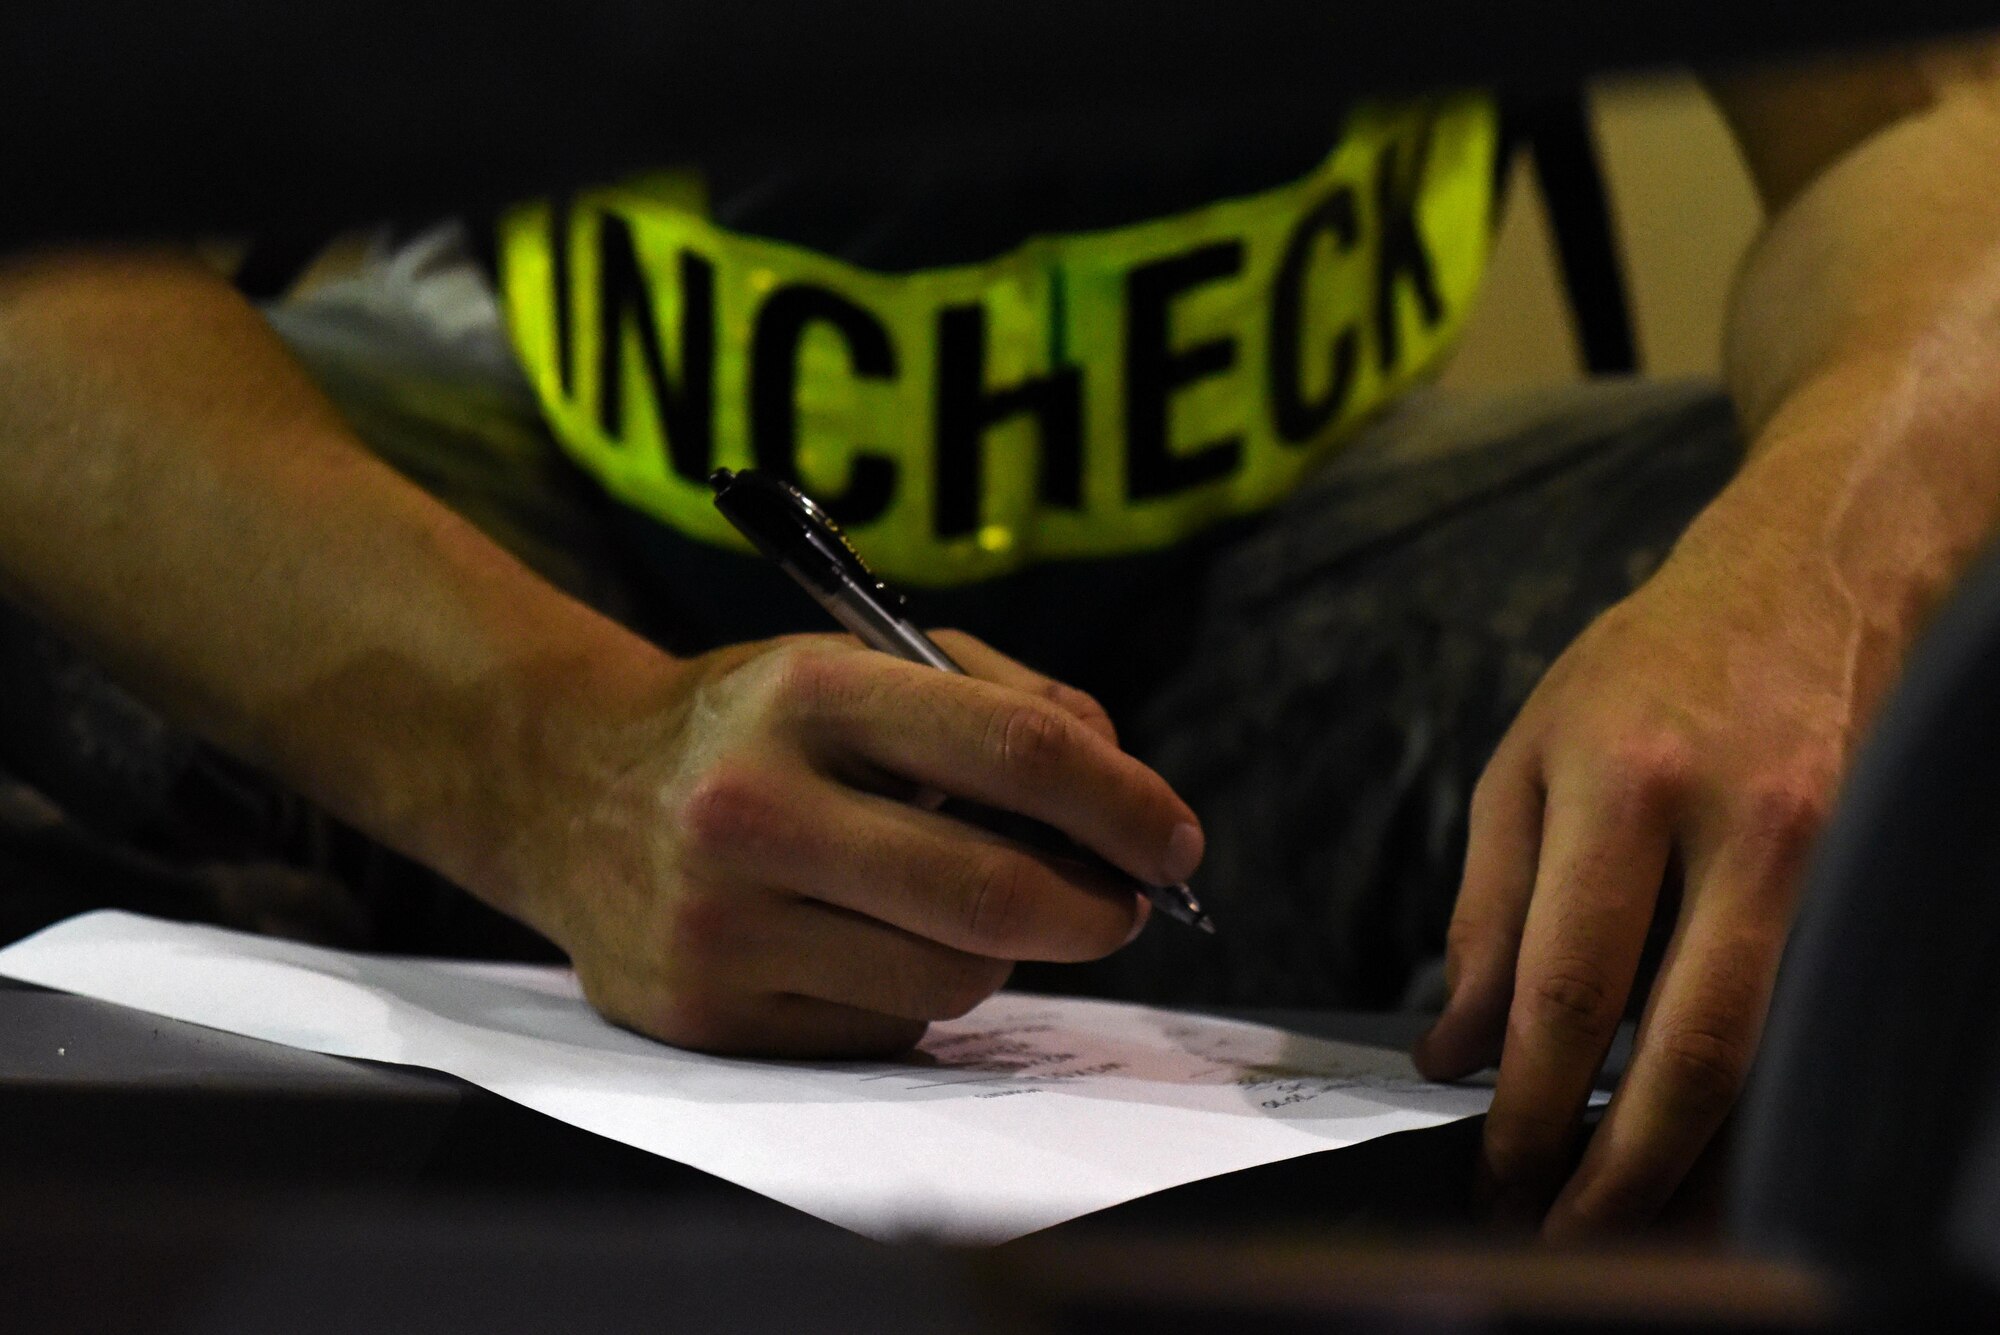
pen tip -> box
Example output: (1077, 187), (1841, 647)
(1196, 914), (1217, 935)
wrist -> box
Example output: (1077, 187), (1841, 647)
(1736, 351), (2000, 603)
(455, 625), (694, 945)
(306, 588), (693, 943)
(1677, 356), (2000, 717)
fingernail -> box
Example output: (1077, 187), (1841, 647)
(1122, 895), (1153, 946)
(1162, 821), (1203, 884)
(1411, 1024), (1442, 1076)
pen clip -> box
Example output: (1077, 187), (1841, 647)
(709, 468), (904, 608)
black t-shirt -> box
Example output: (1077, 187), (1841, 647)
(507, 100), (1493, 709)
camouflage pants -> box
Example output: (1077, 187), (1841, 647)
(0, 294), (1741, 1006)
(1029, 381), (1742, 1007)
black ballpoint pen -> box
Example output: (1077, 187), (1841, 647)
(708, 467), (1216, 935)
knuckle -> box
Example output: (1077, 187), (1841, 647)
(1738, 775), (1829, 853)
(961, 853), (1040, 949)
(1694, 933), (1776, 1019)
(1050, 684), (1117, 742)
(662, 886), (743, 960)
(1517, 963), (1621, 1044)
(1652, 1026), (1752, 1117)
(1443, 914), (1510, 974)
(1604, 731), (1697, 810)
(676, 766), (779, 858)
(767, 640), (855, 717)
(987, 702), (1075, 780)
(927, 959), (1012, 1021)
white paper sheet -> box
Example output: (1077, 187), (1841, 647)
(0, 910), (1491, 1242)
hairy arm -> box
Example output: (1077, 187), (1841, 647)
(0, 249), (642, 893)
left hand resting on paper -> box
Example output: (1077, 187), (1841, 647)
(1418, 36), (2000, 1236)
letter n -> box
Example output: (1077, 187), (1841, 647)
(594, 212), (717, 483)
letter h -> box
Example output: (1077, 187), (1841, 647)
(932, 304), (1083, 541)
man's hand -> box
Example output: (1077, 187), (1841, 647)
(0, 251), (1201, 1061)
(1413, 500), (1852, 1235)
(1417, 33), (2000, 1236)
(499, 631), (1204, 1057)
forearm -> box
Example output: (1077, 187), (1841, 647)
(0, 248), (676, 916)
(1706, 68), (2000, 715)
(0, 247), (1187, 1056)
(1420, 51), (2000, 1233)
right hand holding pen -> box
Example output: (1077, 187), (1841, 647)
(507, 631), (1204, 1057)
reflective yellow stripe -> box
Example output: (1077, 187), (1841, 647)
(499, 95), (1497, 587)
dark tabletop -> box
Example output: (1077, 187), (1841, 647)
(0, 970), (1633, 1231)
(0, 968), (1790, 1335)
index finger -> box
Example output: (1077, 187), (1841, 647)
(805, 658), (1203, 888)
(1482, 771), (1673, 1222)
(1542, 838), (1793, 1238)
(1414, 741), (1545, 1081)
(926, 629), (1120, 745)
